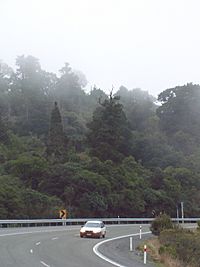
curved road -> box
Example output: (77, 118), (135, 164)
(0, 224), (154, 267)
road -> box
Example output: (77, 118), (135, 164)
(0, 224), (155, 267)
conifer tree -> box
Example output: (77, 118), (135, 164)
(87, 92), (132, 162)
(47, 102), (67, 162)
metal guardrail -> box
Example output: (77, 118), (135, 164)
(0, 217), (200, 228)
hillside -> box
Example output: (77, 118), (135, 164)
(0, 56), (200, 219)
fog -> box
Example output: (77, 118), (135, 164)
(1, 0), (200, 96)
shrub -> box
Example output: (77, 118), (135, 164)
(159, 228), (200, 266)
(159, 244), (177, 258)
(150, 213), (174, 235)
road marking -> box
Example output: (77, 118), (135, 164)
(0, 227), (78, 238)
(93, 231), (151, 267)
(36, 242), (41, 246)
(30, 249), (33, 254)
(51, 237), (58, 240)
(40, 260), (50, 267)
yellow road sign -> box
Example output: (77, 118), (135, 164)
(59, 209), (67, 219)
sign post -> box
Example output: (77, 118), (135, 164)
(59, 210), (67, 225)
(59, 209), (67, 219)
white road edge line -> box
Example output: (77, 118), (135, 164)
(40, 260), (50, 267)
(30, 249), (33, 254)
(36, 242), (41, 246)
(52, 237), (58, 240)
(93, 231), (151, 267)
(0, 227), (77, 238)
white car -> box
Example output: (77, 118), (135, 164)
(80, 220), (106, 238)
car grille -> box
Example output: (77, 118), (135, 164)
(85, 231), (93, 234)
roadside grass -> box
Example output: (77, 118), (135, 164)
(139, 237), (184, 267)
(144, 214), (200, 267)
(138, 215), (200, 267)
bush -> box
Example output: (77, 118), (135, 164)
(159, 244), (177, 258)
(159, 229), (200, 266)
(150, 213), (174, 235)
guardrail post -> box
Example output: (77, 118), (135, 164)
(181, 202), (184, 224)
(139, 225), (142, 239)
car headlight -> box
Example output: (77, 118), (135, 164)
(80, 228), (85, 233)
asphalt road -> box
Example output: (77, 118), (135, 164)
(0, 224), (155, 267)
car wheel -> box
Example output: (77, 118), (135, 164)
(98, 233), (102, 239)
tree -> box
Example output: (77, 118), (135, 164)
(5, 155), (48, 189)
(87, 86), (108, 112)
(73, 69), (87, 88)
(131, 131), (184, 168)
(8, 55), (52, 135)
(14, 55), (42, 118)
(0, 175), (25, 219)
(46, 102), (67, 162)
(61, 111), (87, 152)
(0, 112), (9, 145)
(87, 92), (132, 162)
(163, 166), (200, 217)
(22, 189), (62, 219)
(55, 63), (86, 112)
(115, 86), (156, 131)
(0, 61), (14, 117)
(157, 83), (200, 141)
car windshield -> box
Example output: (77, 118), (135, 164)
(85, 222), (101, 228)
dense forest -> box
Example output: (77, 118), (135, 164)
(0, 55), (200, 219)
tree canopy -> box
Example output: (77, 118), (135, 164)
(0, 56), (200, 219)
(87, 92), (132, 162)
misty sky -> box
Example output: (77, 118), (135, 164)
(1, 0), (200, 97)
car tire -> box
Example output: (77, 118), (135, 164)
(98, 233), (102, 239)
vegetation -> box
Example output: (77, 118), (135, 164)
(150, 214), (174, 236)
(146, 215), (200, 267)
(157, 228), (200, 267)
(0, 55), (200, 218)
